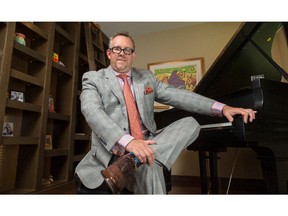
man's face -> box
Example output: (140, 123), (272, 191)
(107, 35), (136, 73)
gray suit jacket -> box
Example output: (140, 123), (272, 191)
(75, 66), (216, 189)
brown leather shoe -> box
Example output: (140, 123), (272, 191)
(101, 153), (139, 194)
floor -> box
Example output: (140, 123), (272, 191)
(56, 175), (266, 195)
(169, 176), (265, 194)
(169, 176), (202, 194)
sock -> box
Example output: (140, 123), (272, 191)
(128, 152), (141, 168)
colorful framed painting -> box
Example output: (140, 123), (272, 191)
(148, 57), (204, 109)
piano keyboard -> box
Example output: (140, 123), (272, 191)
(200, 122), (232, 129)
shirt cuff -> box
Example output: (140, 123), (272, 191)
(118, 134), (135, 148)
(211, 101), (225, 117)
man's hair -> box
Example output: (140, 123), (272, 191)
(109, 32), (136, 50)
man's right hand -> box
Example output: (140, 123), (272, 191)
(125, 139), (156, 167)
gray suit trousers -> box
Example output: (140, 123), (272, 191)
(132, 116), (200, 194)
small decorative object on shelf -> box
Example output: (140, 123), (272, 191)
(58, 60), (66, 67)
(2, 122), (14, 137)
(14, 33), (26, 46)
(52, 52), (66, 67)
(52, 52), (59, 63)
(42, 174), (54, 186)
(48, 95), (55, 113)
(45, 135), (53, 149)
(10, 90), (25, 102)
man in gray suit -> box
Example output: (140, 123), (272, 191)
(75, 32), (256, 194)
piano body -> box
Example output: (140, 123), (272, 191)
(154, 22), (288, 194)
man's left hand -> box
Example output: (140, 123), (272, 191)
(222, 105), (257, 123)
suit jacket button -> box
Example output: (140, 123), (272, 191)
(123, 128), (127, 131)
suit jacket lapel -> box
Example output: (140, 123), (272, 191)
(131, 69), (145, 120)
(105, 66), (126, 107)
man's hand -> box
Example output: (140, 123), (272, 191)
(125, 139), (156, 166)
(223, 105), (257, 123)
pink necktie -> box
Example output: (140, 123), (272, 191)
(117, 74), (143, 140)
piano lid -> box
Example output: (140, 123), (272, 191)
(194, 22), (288, 99)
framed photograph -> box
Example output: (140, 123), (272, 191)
(148, 57), (205, 109)
(45, 135), (53, 149)
(10, 90), (24, 102)
(2, 122), (14, 137)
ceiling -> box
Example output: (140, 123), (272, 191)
(97, 22), (202, 37)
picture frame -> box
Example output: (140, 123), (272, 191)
(45, 135), (53, 149)
(148, 57), (205, 109)
(10, 90), (25, 102)
(2, 122), (14, 137)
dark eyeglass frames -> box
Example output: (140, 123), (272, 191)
(109, 46), (134, 55)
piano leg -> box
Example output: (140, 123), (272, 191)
(257, 156), (288, 193)
(199, 149), (288, 194)
(251, 145), (288, 194)
(198, 151), (219, 194)
(198, 151), (208, 194)
(209, 151), (219, 194)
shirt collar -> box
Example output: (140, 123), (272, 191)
(113, 70), (132, 78)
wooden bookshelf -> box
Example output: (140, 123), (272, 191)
(0, 22), (108, 194)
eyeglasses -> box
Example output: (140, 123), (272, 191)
(109, 46), (134, 55)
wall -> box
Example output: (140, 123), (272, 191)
(272, 26), (288, 84)
(133, 22), (264, 179)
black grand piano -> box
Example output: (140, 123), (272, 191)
(155, 22), (288, 194)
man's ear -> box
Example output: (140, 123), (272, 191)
(106, 49), (111, 59)
(132, 52), (136, 60)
